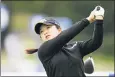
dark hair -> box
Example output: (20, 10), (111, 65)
(26, 49), (38, 54)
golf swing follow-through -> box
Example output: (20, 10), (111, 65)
(26, 6), (105, 77)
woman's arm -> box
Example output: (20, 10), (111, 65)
(78, 6), (105, 57)
(38, 6), (105, 62)
(78, 19), (103, 57)
(38, 7), (103, 62)
(38, 18), (90, 61)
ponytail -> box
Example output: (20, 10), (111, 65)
(25, 49), (38, 54)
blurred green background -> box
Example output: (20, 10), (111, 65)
(1, 1), (114, 72)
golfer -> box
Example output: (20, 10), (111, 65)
(26, 6), (105, 77)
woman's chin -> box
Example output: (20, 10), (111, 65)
(46, 37), (53, 41)
(44, 36), (56, 41)
(47, 38), (52, 40)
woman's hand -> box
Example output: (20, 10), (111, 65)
(86, 10), (96, 23)
(86, 6), (105, 23)
(94, 6), (105, 20)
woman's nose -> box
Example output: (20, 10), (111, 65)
(44, 31), (48, 35)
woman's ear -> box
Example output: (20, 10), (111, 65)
(58, 28), (62, 33)
(40, 35), (43, 40)
(40, 35), (45, 42)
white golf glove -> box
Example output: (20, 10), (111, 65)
(93, 6), (105, 17)
(86, 6), (105, 22)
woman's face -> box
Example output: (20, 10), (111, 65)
(40, 24), (62, 42)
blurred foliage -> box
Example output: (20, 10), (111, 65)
(3, 1), (114, 33)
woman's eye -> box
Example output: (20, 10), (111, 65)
(47, 26), (50, 29)
(40, 31), (43, 33)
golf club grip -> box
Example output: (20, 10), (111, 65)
(96, 6), (100, 11)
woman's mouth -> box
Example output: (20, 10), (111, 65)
(46, 35), (51, 39)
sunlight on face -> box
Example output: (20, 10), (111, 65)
(40, 24), (61, 42)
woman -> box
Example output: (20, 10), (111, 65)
(26, 6), (104, 77)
